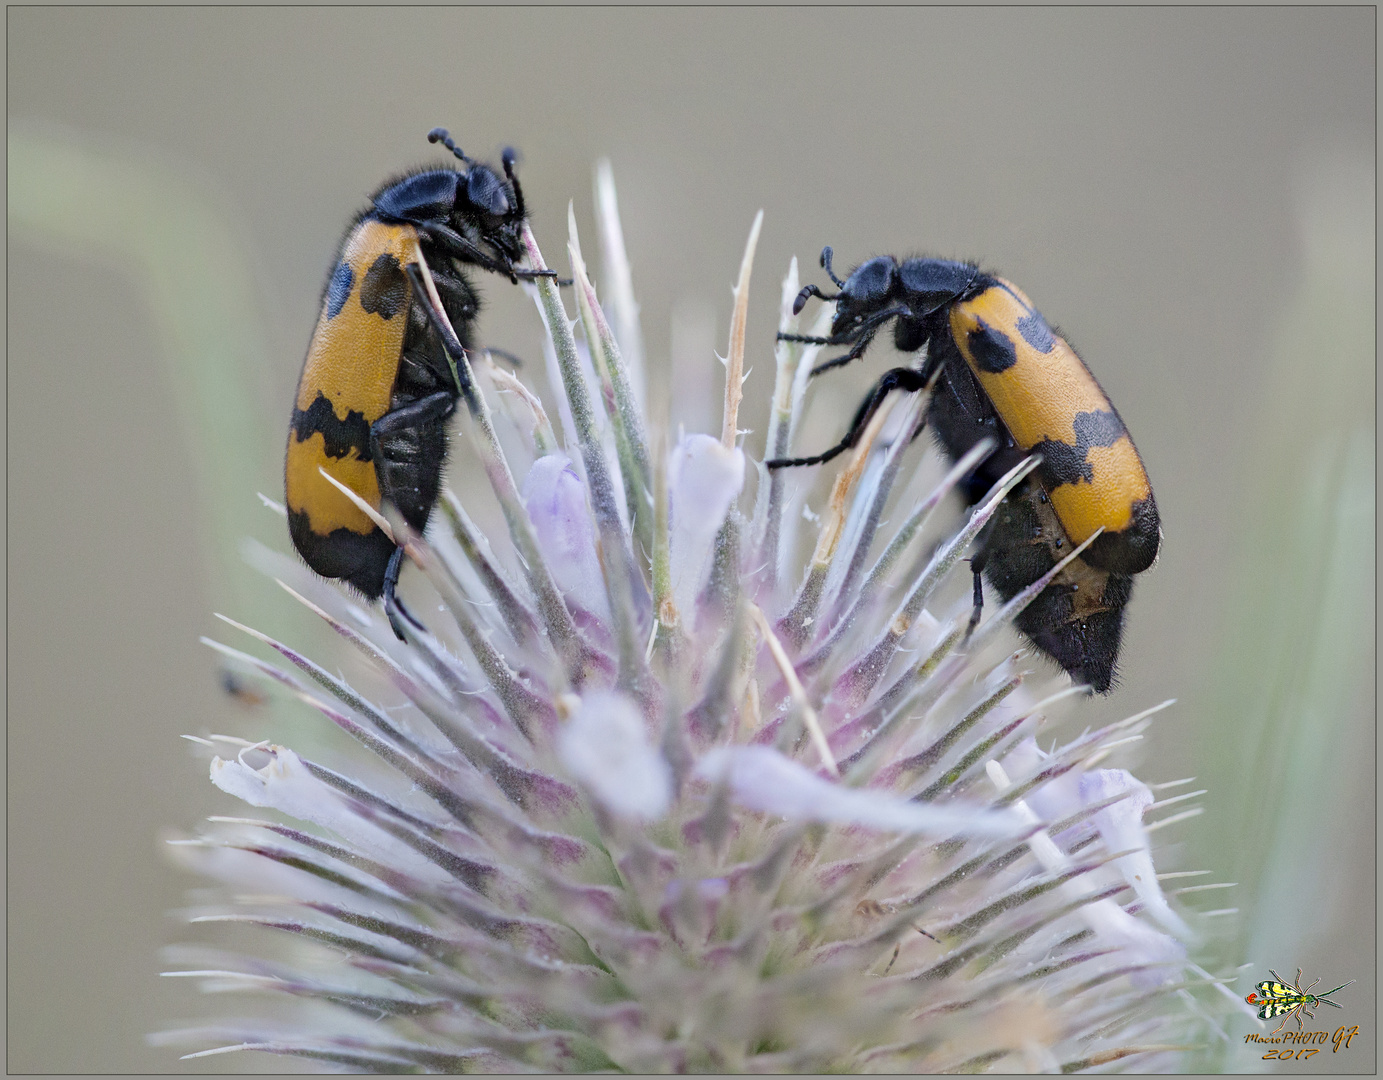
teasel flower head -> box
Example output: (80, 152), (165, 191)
(158, 168), (1240, 1072)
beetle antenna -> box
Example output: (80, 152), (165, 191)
(501, 147), (527, 221)
(820, 245), (847, 288)
(1316, 980), (1355, 1001)
(792, 282), (840, 315)
(427, 127), (473, 166)
(499, 148), (572, 287)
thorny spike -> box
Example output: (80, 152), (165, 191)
(593, 159), (647, 407)
(568, 206), (655, 569)
(406, 253), (598, 685)
(523, 223), (651, 708)
(832, 455), (1040, 707)
(438, 490), (541, 647)
(776, 393), (904, 649)
(759, 277), (834, 591)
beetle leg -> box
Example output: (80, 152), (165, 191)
(418, 222), (559, 283)
(963, 521), (997, 645)
(369, 390), (456, 516)
(368, 392), (456, 641)
(766, 366), (929, 468)
(381, 546), (424, 641)
(904, 367), (943, 445)
(809, 333), (877, 376)
(964, 565), (985, 644)
(807, 305), (915, 376)
(370, 391), (457, 442)
(777, 330), (839, 345)
(404, 263), (480, 405)
(417, 222), (513, 277)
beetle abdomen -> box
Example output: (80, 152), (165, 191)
(950, 279), (1160, 575)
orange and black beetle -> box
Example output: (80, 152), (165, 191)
(770, 249), (1160, 692)
(285, 128), (551, 636)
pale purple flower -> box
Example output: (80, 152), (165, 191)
(667, 432), (744, 617)
(558, 689), (671, 821)
(523, 453), (612, 627)
(157, 170), (1234, 1072)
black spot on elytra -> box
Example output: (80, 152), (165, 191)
(1072, 409), (1124, 450)
(326, 260), (353, 319)
(359, 253), (408, 319)
(1015, 311), (1055, 353)
(966, 320), (1018, 373)
(1035, 436), (1093, 487)
(1034, 409), (1126, 489)
(291, 392), (373, 460)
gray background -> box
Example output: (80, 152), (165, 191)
(8, 8), (1374, 1073)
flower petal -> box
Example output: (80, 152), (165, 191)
(209, 745), (445, 881)
(695, 745), (1025, 837)
(1080, 769), (1193, 938)
(1079, 894), (1188, 987)
(522, 453), (612, 624)
(667, 433), (744, 616)
(558, 690), (672, 820)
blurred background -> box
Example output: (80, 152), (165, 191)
(8, 8), (1373, 1073)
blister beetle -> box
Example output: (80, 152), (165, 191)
(769, 248), (1160, 692)
(285, 128), (553, 637)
